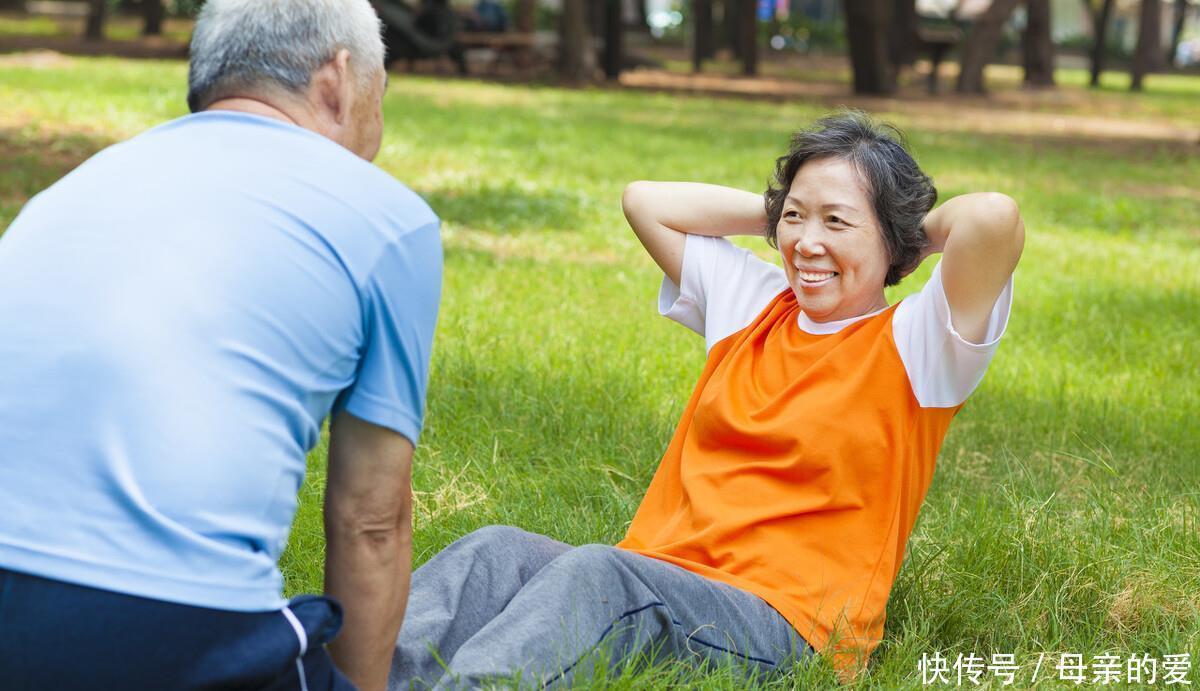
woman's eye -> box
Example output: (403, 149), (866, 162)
(827, 215), (844, 225)
(784, 210), (800, 220)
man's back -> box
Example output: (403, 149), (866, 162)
(0, 111), (441, 611)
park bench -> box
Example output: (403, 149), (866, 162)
(916, 23), (963, 94)
(458, 30), (537, 72)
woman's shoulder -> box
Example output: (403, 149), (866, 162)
(891, 259), (1014, 408)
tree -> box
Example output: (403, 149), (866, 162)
(843, 0), (896, 94)
(1130, 0), (1162, 90)
(85, 0), (107, 41)
(1166, 0), (1186, 67)
(694, 0), (716, 71)
(843, 0), (925, 94)
(602, 0), (624, 79)
(634, 0), (650, 32)
(1022, 0), (1055, 87)
(559, 0), (590, 81)
(723, 0), (742, 59)
(956, 0), (1021, 93)
(738, 0), (757, 75)
(1088, 0), (1116, 87)
(890, 0), (919, 69)
(144, 0), (165, 36)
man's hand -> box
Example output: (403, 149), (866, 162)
(324, 411), (415, 691)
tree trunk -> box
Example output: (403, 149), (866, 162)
(144, 0), (165, 36)
(890, 0), (919, 68)
(1166, 0), (1186, 67)
(694, 0), (715, 71)
(739, 0), (757, 75)
(635, 0), (650, 32)
(1077, 0), (1094, 26)
(956, 0), (1021, 93)
(516, 0), (536, 31)
(559, 0), (590, 81)
(588, 0), (604, 40)
(725, 0), (742, 59)
(603, 0), (623, 79)
(1022, 0), (1055, 87)
(843, 0), (895, 94)
(1089, 0), (1115, 87)
(85, 0), (107, 41)
(1130, 0), (1162, 90)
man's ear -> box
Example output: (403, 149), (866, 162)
(311, 48), (355, 126)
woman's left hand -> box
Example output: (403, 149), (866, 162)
(916, 193), (1025, 343)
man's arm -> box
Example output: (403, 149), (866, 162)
(922, 193), (1025, 344)
(622, 182), (766, 286)
(324, 411), (414, 691)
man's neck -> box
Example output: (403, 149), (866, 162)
(203, 97), (303, 128)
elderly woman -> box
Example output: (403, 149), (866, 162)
(389, 111), (1023, 688)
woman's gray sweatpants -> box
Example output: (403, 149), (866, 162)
(388, 526), (811, 689)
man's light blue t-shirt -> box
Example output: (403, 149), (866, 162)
(0, 112), (442, 611)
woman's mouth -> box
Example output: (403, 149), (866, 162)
(796, 270), (838, 287)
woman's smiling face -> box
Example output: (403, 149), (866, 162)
(775, 157), (891, 323)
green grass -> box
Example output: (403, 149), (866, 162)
(0, 12), (194, 43)
(1, 57), (1197, 688)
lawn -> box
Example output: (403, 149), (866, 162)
(0, 56), (1197, 688)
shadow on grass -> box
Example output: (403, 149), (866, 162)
(421, 182), (589, 234)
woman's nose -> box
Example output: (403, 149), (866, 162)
(794, 226), (826, 257)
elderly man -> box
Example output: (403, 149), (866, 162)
(0, 1), (439, 690)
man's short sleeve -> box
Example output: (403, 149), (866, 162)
(658, 234), (788, 353)
(892, 258), (1014, 408)
(335, 222), (442, 445)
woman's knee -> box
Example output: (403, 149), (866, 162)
(546, 544), (632, 584)
(448, 525), (526, 556)
(449, 525), (564, 564)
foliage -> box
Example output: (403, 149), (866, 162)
(769, 17), (847, 53)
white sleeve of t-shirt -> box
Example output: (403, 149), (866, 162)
(892, 258), (1015, 408)
(658, 234), (789, 353)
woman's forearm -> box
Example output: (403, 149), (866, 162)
(623, 181), (767, 286)
(623, 182), (767, 238)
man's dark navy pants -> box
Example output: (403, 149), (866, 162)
(0, 567), (357, 690)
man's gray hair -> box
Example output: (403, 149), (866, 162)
(187, 0), (384, 113)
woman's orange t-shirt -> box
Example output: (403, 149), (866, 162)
(618, 287), (960, 677)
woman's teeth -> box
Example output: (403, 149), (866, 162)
(798, 271), (836, 282)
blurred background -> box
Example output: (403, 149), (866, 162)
(0, 0), (1197, 92)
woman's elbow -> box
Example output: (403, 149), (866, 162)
(622, 181), (651, 217)
(979, 192), (1025, 257)
(979, 192), (1021, 230)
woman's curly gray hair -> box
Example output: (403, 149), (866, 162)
(763, 110), (936, 286)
